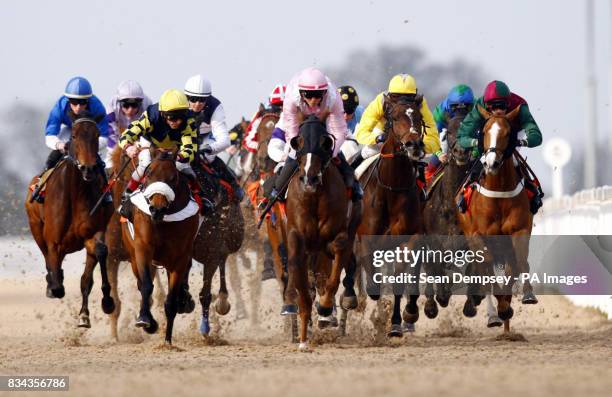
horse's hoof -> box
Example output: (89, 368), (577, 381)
(315, 302), (333, 317)
(317, 314), (337, 329)
(473, 295), (484, 306)
(338, 320), (347, 337)
(214, 299), (231, 316)
(487, 315), (503, 328)
(177, 297), (196, 314)
(498, 306), (514, 321)
(46, 288), (54, 298)
(280, 304), (298, 315)
(424, 301), (439, 319)
(368, 294), (380, 301)
(78, 315), (91, 328)
(298, 341), (311, 352)
(199, 316), (210, 335)
(340, 294), (358, 311)
(402, 307), (419, 323)
(144, 318), (159, 334)
(436, 294), (450, 308)
(463, 302), (477, 318)
(521, 292), (538, 304)
(402, 321), (415, 333)
(387, 324), (403, 338)
(101, 296), (115, 314)
(47, 286), (65, 299)
(135, 314), (151, 329)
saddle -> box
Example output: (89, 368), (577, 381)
(195, 160), (236, 206)
(29, 160), (66, 203)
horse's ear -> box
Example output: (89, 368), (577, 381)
(506, 104), (521, 121)
(477, 104), (490, 120)
(383, 94), (392, 116)
(290, 136), (304, 152)
(320, 135), (334, 153)
(258, 103), (265, 113)
(414, 94), (423, 105)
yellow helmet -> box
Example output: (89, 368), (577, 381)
(388, 74), (417, 94)
(159, 89), (189, 112)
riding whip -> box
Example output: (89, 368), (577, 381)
(89, 156), (131, 216)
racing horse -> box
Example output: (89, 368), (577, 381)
(355, 97), (425, 337)
(421, 111), (471, 319)
(457, 104), (537, 334)
(121, 147), (199, 344)
(284, 115), (361, 350)
(25, 113), (115, 328)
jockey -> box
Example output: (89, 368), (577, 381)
(105, 80), (152, 169)
(118, 89), (201, 216)
(425, 84), (475, 179)
(456, 80), (544, 213)
(35, 76), (110, 203)
(337, 85), (365, 168)
(265, 67), (362, 203)
(354, 74), (441, 181)
(243, 84), (286, 154)
(184, 74), (244, 201)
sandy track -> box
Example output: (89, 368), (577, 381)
(0, 238), (611, 397)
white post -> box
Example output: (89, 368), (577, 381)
(544, 138), (572, 199)
(585, 0), (597, 188)
(552, 167), (563, 199)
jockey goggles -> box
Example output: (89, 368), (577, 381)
(486, 99), (508, 111)
(388, 93), (417, 104)
(120, 99), (142, 109)
(300, 89), (326, 99)
(68, 98), (89, 106)
(187, 95), (207, 104)
(163, 110), (187, 122)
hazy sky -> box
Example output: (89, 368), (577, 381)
(1, 0), (611, 191)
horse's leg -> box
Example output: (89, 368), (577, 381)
(176, 262), (195, 314)
(288, 230), (311, 350)
(165, 266), (187, 345)
(134, 251), (157, 334)
(340, 253), (358, 310)
(106, 254), (122, 341)
(486, 293), (502, 327)
(226, 255), (247, 320)
(78, 247), (98, 328)
(388, 295), (403, 337)
(215, 256), (231, 315)
(44, 244), (66, 299)
(424, 279), (438, 319)
(199, 259), (216, 335)
(512, 233), (537, 304)
(90, 233), (115, 316)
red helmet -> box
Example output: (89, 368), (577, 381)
(269, 84), (286, 106)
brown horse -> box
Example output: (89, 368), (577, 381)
(193, 152), (245, 336)
(25, 113), (115, 328)
(421, 111), (471, 319)
(121, 148), (199, 344)
(457, 105), (536, 333)
(356, 98), (425, 337)
(284, 115), (361, 350)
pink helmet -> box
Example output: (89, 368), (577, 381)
(297, 67), (328, 91)
(269, 84), (287, 105)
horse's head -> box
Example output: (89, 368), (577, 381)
(68, 112), (103, 181)
(143, 147), (179, 222)
(383, 95), (425, 160)
(477, 104), (521, 175)
(445, 113), (471, 166)
(290, 115), (333, 193)
(256, 110), (281, 174)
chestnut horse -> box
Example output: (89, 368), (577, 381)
(25, 113), (115, 328)
(457, 105), (536, 334)
(421, 111), (471, 319)
(284, 115), (361, 350)
(121, 148), (199, 344)
(356, 98), (425, 337)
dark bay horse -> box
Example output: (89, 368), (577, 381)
(284, 115), (361, 351)
(25, 113), (115, 328)
(457, 105), (536, 334)
(356, 98), (425, 337)
(193, 153), (245, 336)
(421, 111), (471, 319)
(121, 148), (199, 344)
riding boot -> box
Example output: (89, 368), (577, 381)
(210, 156), (244, 202)
(456, 160), (483, 213)
(96, 155), (113, 204)
(350, 152), (364, 170)
(118, 178), (140, 219)
(184, 172), (214, 216)
(271, 157), (299, 200)
(336, 153), (362, 202)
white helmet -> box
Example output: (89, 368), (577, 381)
(117, 80), (145, 100)
(184, 74), (212, 97)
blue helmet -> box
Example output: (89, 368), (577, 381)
(447, 84), (474, 105)
(64, 76), (93, 99)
